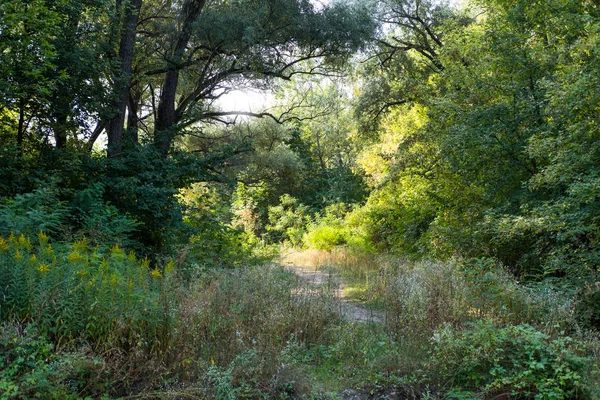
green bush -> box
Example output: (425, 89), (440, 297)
(303, 225), (346, 251)
(0, 187), (70, 238)
(0, 232), (171, 351)
(266, 194), (310, 246)
(0, 323), (105, 400)
(428, 322), (590, 399)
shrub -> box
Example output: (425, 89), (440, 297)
(303, 225), (346, 251)
(0, 232), (171, 351)
(0, 323), (105, 399)
(0, 187), (69, 238)
(266, 194), (310, 245)
(428, 322), (590, 399)
(463, 258), (578, 332)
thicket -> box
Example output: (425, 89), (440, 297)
(2, 0), (600, 397)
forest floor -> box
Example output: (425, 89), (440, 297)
(280, 250), (385, 324)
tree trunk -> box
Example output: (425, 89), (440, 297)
(154, 0), (206, 156)
(126, 89), (140, 145)
(107, 0), (142, 159)
(54, 111), (68, 149)
(17, 99), (25, 157)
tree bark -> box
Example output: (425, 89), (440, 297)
(154, 0), (206, 156)
(17, 99), (25, 157)
(107, 0), (142, 159)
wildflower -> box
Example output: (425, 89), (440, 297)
(165, 259), (175, 274)
(151, 267), (162, 278)
(17, 234), (32, 250)
(38, 231), (49, 246)
(128, 251), (136, 263)
(45, 244), (55, 258)
(0, 237), (8, 252)
(37, 263), (50, 273)
(29, 254), (37, 265)
(111, 244), (125, 261)
(76, 270), (88, 278)
(140, 257), (151, 270)
(67, 252), (83, 263)
(73, 237), (87, 252)
(13, 250), (23, 261)
(100, 259), (110, 274)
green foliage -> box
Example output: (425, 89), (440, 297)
(68, 182), (140, 249)
(0, 187), (69, 238)
(0, 233), (171, 350)
(304, 225), (346, 251)
(574, 275), (600, 331)
(428, 322), (590, 399)
(0, 323), (106, 400)
(267, 194), (310, 246)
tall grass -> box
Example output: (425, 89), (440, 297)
(0, 233), (346, 398)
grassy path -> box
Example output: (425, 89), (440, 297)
(280, 251), (385, 324)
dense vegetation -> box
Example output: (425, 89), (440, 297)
(1, 0), (600, 398)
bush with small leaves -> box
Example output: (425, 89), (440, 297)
(428, 322), (591, 399)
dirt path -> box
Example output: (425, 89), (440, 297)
(281, 258), (385, 324)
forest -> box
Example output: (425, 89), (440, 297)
(1, 0), (600, 398)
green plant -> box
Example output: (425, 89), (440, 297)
(428, 322), (590, 399)
(0, 323), (105, 400)
(0, 233), (172, 351)
(380, 259), (469, 337)
(303, 225), (346, 251)
(0, 187), (70, 238)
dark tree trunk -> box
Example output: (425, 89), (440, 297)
(126, 88), (141, 145)
(17, 99), (25, 157)
(54, 112), (68, 149)
(154, 0), (206, 156)
(107, 0), (142, 159)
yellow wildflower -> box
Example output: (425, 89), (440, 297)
(100, 259), (110, 274)
(45, 244), (55, 258)
(13, 250), (23, 261)
(37, 263), (50, 273)
(151, 267), (162, 278)
(76, 270), (88, 278)
(111, 244), (125, 261)
(29, 254), (37, 265)
(67, 252), (83, 263)
(17, 234), (32, 251)
(38, 231), (49, 246)
(128, 251), (136, 263)
(140, 257), (151, 270)
(73, 237), (87, 252)
(165, 259), (175, 274)
(0, 237), (8, 252)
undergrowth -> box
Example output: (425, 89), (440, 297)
(2, 237), (599, 399)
